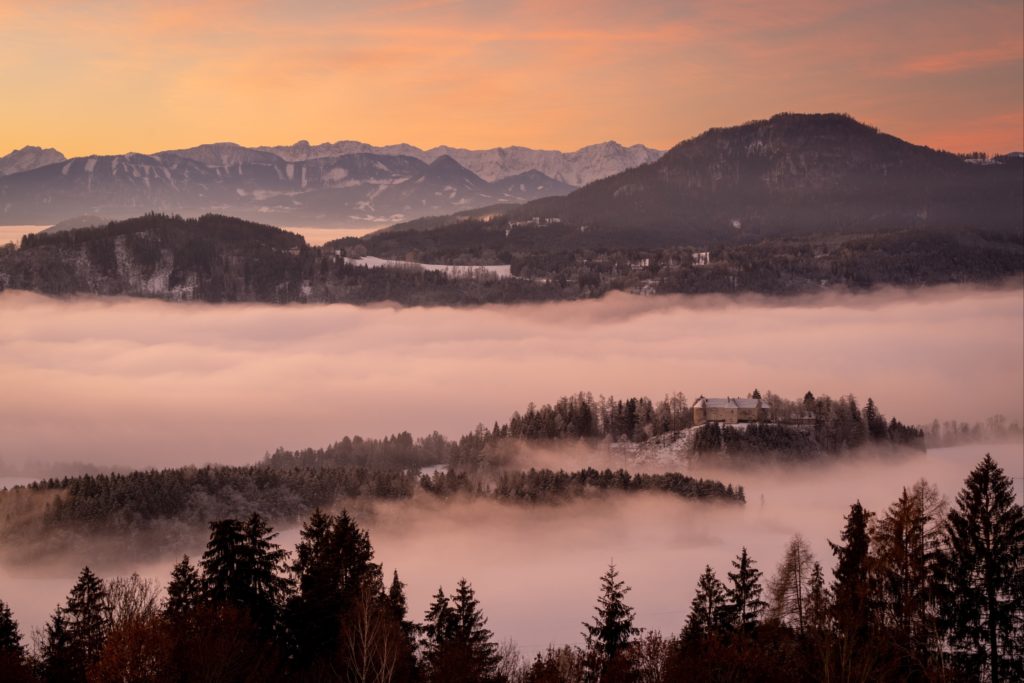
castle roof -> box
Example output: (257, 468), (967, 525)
(693, 396), (768, 410)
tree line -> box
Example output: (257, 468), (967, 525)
(3, 214), (1021, 305)
(0, 454), (1020, 682)
(5, 465), (741, 545)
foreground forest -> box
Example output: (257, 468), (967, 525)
(1, 213), (1021, 305)
(0, 455), (1021, 682)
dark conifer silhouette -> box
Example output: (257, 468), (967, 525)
(934, 454), (1024, 682)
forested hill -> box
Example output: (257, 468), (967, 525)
(0, 389), (938, 550)
(516, 113), (1024, 242)
(0, 213), (561, 304)
(2, 212), (1022, 305)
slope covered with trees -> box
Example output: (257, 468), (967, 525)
(518, 113), (1024, 241)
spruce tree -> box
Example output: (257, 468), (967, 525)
(41, 607), (75, 683)
(202, 515), (290, 641)
(830, 501), (875, 634)
(806, 561), (830, 633)
(201, 518), (247, 606)
(830, 502), (880, 680)
(451, 579), (501, 681)
(935, 455), (1024, 682)
(388, 570), (416, 643)
(288, 509), (382, 667)
(241, 512), (292, 638)
(0, 599), (24, 658)
(164, 554), (204, 622)
(583, 562), (638, 661)
(65, 567), (111, 669)
(43, 567), (112, 682)
(726, 547), (767, 629)
(683, 565), (730, 639)
(422, 587), (455, 650)
(863, 398), (888, 441)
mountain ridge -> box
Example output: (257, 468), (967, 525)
(510, 113), (1023, 242)
(0, 149), (575, 228)
(0, 145), (66, 176)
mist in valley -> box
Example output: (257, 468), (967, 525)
(1, 443), (1020, 655)
(1, 284), (1021, 472)
(1, 283), (1021, 656)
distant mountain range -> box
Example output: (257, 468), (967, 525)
(510, 114), (1023, 243)
(0, 140), (661, 228)
(255, 140), (663, 186)
(4, 114), (1020, 241)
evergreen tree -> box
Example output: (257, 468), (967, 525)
(450, 579), (501, 681)
(422, 587), (456, 650)
(0, 599), (24, 658)
(806, 561), (830, 633)
(385, 571), (419, 682)
(863, 398), (888, 441)
(934, 455), (1024, 682)
(583, 561), (638, 676)
(683, 565), (730, 638)
(164, 554), (204, 622)
(287, 509), (382, 668)
(42, 567), (112, 682)
(830, 501), (875, 632)
(0, 598), (32, 681)
(202, 518), (248, 606)
(726, 547), (767, 629)
(388, 570), (417, 644)
(41, 607), (75, 683)
(66, 566), (111, 669)
(830, 501), (880, 680)
(241, 512), (292, 638)
(803, 391), (815, 410)
(201, 515), (290, 641)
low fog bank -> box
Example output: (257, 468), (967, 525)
(2, 284), (1021, 470)
(1, 444), (1020, 655)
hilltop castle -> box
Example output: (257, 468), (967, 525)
(692, 396), (770, 425)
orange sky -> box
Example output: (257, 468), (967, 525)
(1, 0), (1021, 157)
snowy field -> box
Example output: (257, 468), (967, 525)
(345, 255), (513, 278)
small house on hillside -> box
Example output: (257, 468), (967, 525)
(692, 396), (770, 425)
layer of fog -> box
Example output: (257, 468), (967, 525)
(2, 285), (1022, 471)
(1, 444), (1020, 656)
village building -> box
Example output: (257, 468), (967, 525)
(692, 396), (770, 425)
